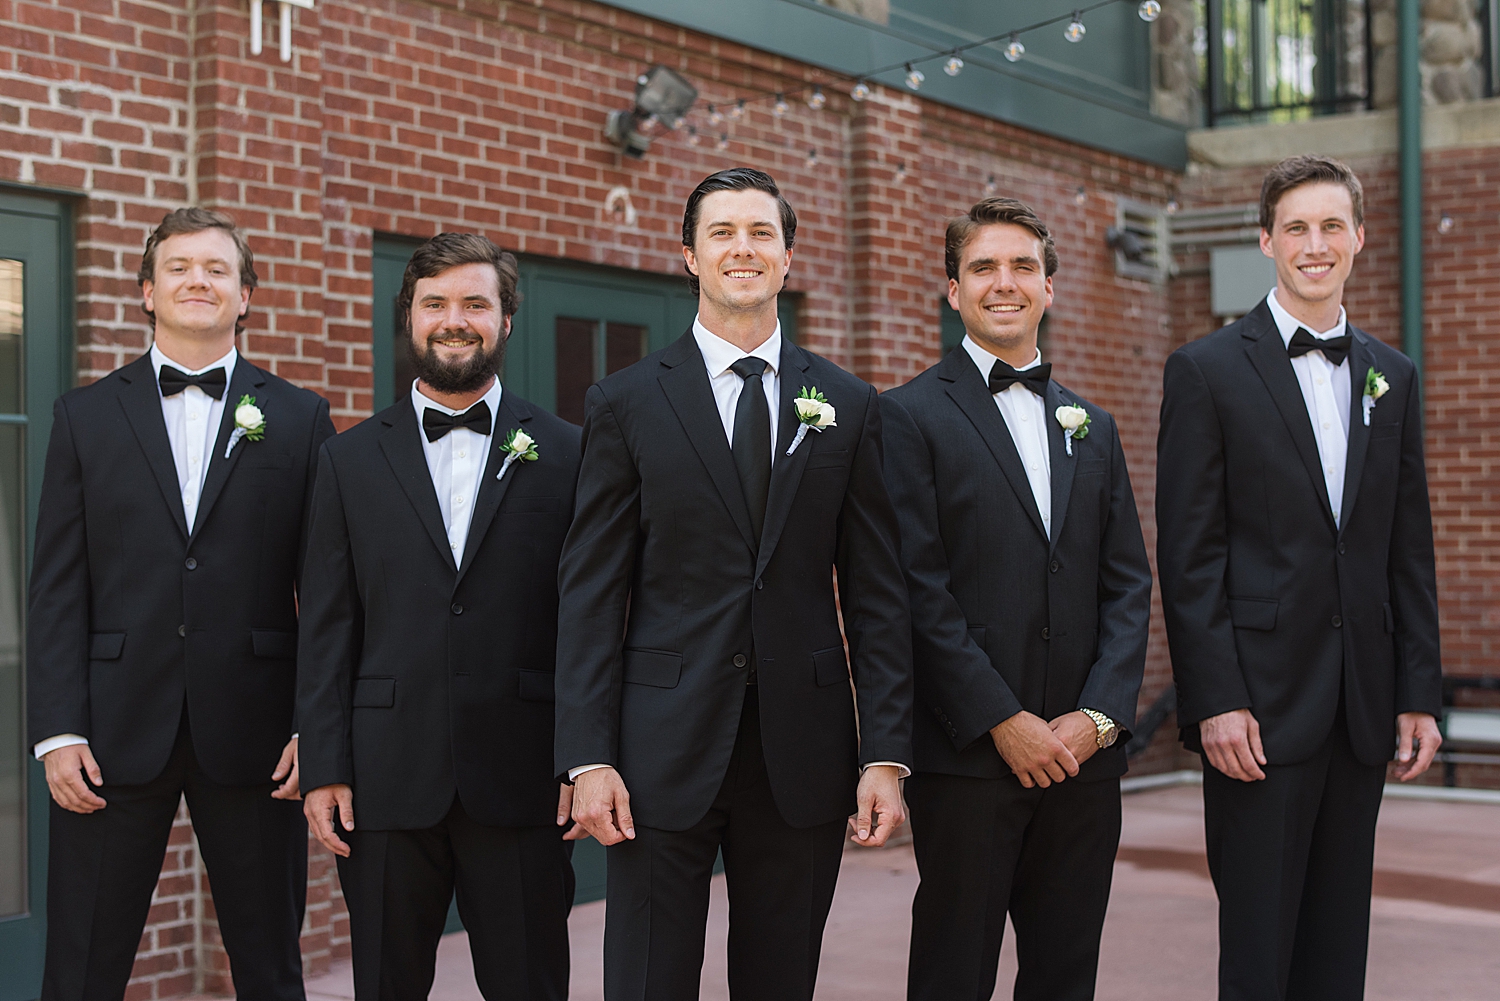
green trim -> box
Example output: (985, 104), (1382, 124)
(1398, 0), (1423, 381)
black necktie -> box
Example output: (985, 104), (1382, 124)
(422, 401), (492, 442)
(158, 365), (227, 400)
(988, 358), (1051, 397)
(1286, 327), (1352, 367)
(729, 357), (772, 543)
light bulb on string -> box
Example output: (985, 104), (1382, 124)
(985, 174), (997, 196)
(1004, 34), (1025, 62)
(806, 147), (819, 168)
(1166, 199), (1180, 215)
(687, 127), (700, 146)
(1065, 13), (1086, 42)
(708, 104), (723, 125)
(1438, 213), (1454, 234)
(728, 99), (746, 121)
(773, 93), (790, 116)
(671, 116), (687, 131)
(905, 63), (925, 90)
(1138, 0), (1161, 21)
(851, 79), (872, 101)
(716, 133), (730, 151)
(944, 53), (964, 76)
(807, 87), (827, 110)
(1074, 186), (1087, 205)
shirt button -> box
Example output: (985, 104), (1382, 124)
(1316, 376), (1325, 385)
(456, 451), (466, 458)
(450, 542), (458, 550)
(188, 412), (197, 421)
(1019, 412), (1029, 422)
(1030, 462), (1039, 470)
(454, 496), (465, 506)
(1322, 421), (1330, 429)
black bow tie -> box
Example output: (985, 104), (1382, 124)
(988, 358), (1052, 397)
(422, 401), (492, 442)
(158, 365), (227, 400)
(1286, 328), (1352, 367)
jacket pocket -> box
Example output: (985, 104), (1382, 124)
(519, 669), (556, 702)
(252, 629), (298, 659)
(1227, 598), (1278, 631)
(622, 649), (682, 689)
(813, 646), (849, 687)
(353, 677), (395, 708)
(1075, 458), (1109, 476)
(805, 449), (849, 470)
(89, 632), (126, 660)
(1383, 602), (1395, 634)
(1370, 424), (1402, 440)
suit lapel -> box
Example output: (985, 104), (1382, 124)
(939, 349), (1048, 542)
(657, 332), (759, 555)
(1338, 328), (1375, 536)
(188, 359), (263, 544)
(1044, 381), (1077, 553)
(116, 354), (189, 539)
(755, 341), (814, 578)
(379, 397), (458, 571)
(1242, 303), (1337, 532)
(455, 392), (530, 584)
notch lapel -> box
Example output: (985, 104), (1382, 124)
(1044, 381), (1077, 553)
(657, 332), (759, 555)
(116, 355), (189, 540)
(754, 342), (814, 578)
(455, 393), (531, 585)
(1337, 329), (1375, 536)
(379, 397), (458, 571)
(188, 360), (263, 544)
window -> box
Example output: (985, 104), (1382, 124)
(1204, 0), (1370, 124)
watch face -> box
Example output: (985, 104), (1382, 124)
(1101, 725), (1119, 748)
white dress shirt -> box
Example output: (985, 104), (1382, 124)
(412, 377), (503, 561)
(35, 343), (239, 760)
(962, 336), (1052, 538)
(1265, 289), (1351, 526)
(692, 316), (781, 462)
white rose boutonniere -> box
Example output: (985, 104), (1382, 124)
(787, 387), (837, 456)
(225, 394), (266, 458)
(1055, 404), (1091, 456)
(496, 427), (539, 480)
(1362, 367), (1389, 427)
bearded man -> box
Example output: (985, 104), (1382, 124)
(297, 233), (582, 1000)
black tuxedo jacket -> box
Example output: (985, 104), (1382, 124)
(880, 347), (1152, 781)
(27, 353), (334, 786)
(297, 391), (581, 830)
(554, 331), (913, 832)
(1157, 301), (1442, 767)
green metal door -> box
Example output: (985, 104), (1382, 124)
(0, 189), (74, 1001)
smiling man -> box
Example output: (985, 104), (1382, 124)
(27, 208), (334, 1001)
(1157, 156), (1443, 998)
(555, 167), (913, 1000)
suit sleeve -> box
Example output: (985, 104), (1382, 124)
(26, 396), (93, 747)
(835, 385), (914, 769)
(1156, 350), (1252, 727)
(1076, 413), (1153, 731)
(1387, 364), (1442, 717)
(554, 384), (641, 779)
(290, 395), (336, 736)
(879, 391), (1022, 750)
(295, 444), (362, 792)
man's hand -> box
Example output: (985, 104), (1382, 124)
(43, 744), (107, 814)
(557, 783), (590, 841)
(270, 736), (300, 801)
(991, 711), (1080, 789)
(850, 764), (905, 847)
(1200, 708), (1267, 782)
(304, 784), (354, 858)
(1392, 712), (1442, 782)
(1049, 711), (1100, 769)
(570, 767), (635, 846)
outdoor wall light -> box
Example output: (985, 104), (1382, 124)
(249, 0), (314, 63)
(1106, 226), (1147, 262)
(604, 66), (699, 159)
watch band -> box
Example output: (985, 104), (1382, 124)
(1080, 708), (1118, 749)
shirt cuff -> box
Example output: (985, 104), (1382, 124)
(34, 734), (89, 760)
(567, 763), (611, 782)
(861, 760), (911, 778)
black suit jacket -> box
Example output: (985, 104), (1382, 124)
(27, 353), (334, 786)
(1157, 301), (1442, 767)
(881, 347), (1152, 781)
(554, 331), (913, 832)
(297, 391), (581, 830)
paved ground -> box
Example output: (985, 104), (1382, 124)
(301, 782), (1500, 1000)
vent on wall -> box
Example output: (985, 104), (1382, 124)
(1109, 199), (1168, 282)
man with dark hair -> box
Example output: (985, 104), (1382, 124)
(298, 232), (581, 1000)
(1158, 155), (1442, 998)
(882, 196), (1152, 1000)
(28, 207), (334, 1001)
(556, 167), (913, 999)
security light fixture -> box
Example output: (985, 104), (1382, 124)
(604, 66), (699, 159)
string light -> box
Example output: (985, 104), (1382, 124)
(1438, 213), (1454, 234)
(728, 99), (746, 120)
(717, 133), (731, 150)
(687, 126), (700, 146)
(806, 147), (818, 168)
(1165, 199), (1179, 215)
(671, 116), (687, 130)
(1004, 34), (1025, 62)
(985, 174), (998, 196)
(773, 92), (789, 116)
(1065, 12), (1086, 42)
(1074, 185), (1087, 205)
(944, 53), (964, 76)
(851, 79), (872, 101)
(1138, 0), (1161, 21)
(708, 104), (723, 125)
(905, 63), (925, 90)
(807, 87), (826, 110)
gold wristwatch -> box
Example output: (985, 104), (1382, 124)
(1080, 708), (1120, 749)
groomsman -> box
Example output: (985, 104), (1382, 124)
(882, 197), (1152, 1001)
(1157, 155), (1442, 998)
(298, 233), (580, 1001)
(556, 167), (913, 1000)
(28, 208), (334, 1001)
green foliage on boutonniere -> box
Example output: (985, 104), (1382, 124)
(501, 427), (539, 461)
(1364, 368), (1389, 400)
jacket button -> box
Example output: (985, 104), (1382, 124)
(184, 557), (197, 570)
(1331, 615), (1342, 628)
(1041, 627), (1050, 640)
(755, 578), (764, 590)
(1050, 561), (1060, 573)
(178, 624), (186, 638)
(733, 654), (747, 668)
(451, 603), (464, 615)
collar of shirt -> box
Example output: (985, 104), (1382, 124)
(1266, 288), (1347, 348)
(410, 377), (503, 432)
(693, 316), (782, 378)
(960, 335), (1043, 388)
(150, 342), (238, 391)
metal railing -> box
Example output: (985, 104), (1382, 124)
(1206, 0), (1371, 124)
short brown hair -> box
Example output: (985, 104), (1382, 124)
(1259, 155), (1364, 232)
(137, 207), (258, 334)
(681, 167), (797, 296)
(395, 233), (522, 340)
(945, 197), (1059, 281)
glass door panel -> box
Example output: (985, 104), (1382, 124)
(0, 261), (22, 921)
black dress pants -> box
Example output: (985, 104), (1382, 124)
(42, 713), (307, 1001)
(905, 771), (1121, 1001)
(1203, 710), (1386, 1001)
(603, 685), (848, 1001)
(336, 795), (574, 1001)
